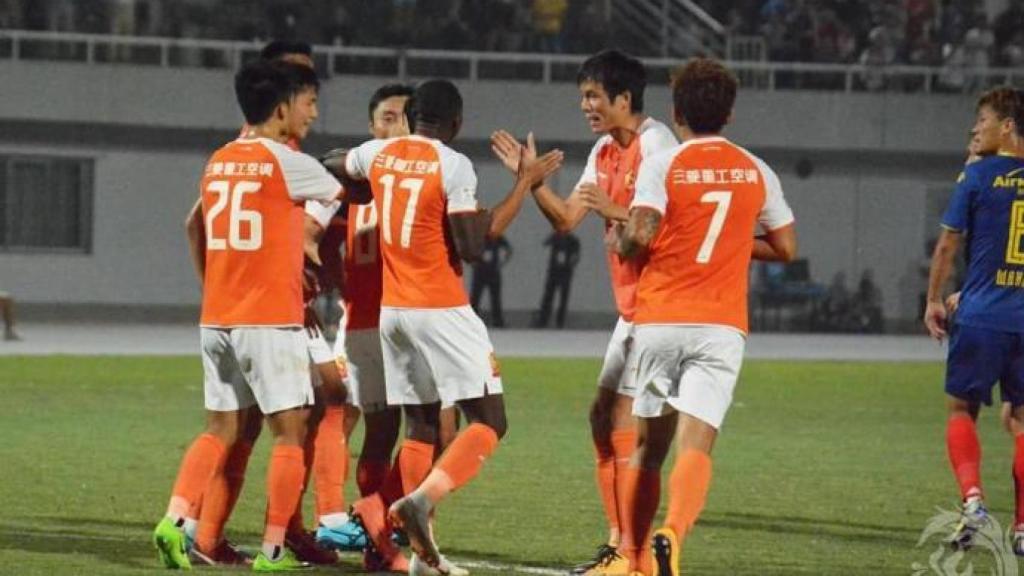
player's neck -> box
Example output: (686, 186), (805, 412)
(678, 125), (720, 143)
(607, 114), (645, 148)
(415, 120), (448, 142)
(245, 122), (290, 144)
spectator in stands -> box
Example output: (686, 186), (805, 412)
(995, 0), (1024, 64)
(531, 0), (567, 53)
(859, 25), (896, 91)
(962, 17), (994, 92)
(1000, 30), (1024, 70)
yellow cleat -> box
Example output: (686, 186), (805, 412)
(651, 528), (679, 576)
(581, 551), (631, 576)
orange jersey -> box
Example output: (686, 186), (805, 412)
(577, 118), (677, 321)
(200, 137), (341, 327)
(631, 136), (794, 333)
(345, 135), (479, 309)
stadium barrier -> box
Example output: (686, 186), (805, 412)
(1, 29), (1021, 93)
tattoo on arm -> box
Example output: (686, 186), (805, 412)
(619, 208), (662, 259)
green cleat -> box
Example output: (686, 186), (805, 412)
(152, 517), (192, 570)
(252, 549), (312, 572)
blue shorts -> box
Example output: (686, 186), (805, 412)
(946, 324), (1024, 406)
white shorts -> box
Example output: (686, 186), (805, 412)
(334, 327), (389, 413)
(631, 325), (746, 430)
(597, 317), (638, 397)
(380, 306), (502, 407)
(307, 328), (335, 367)
(201, 327), (315, 414)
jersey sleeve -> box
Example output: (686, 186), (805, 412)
(574, 138), (604, 190)
(305, 199), (341, 229)
(631, 149), (675, 215)
(443, 152), (479, 214)
(751, 156), (795, 231)
(343, 139), (386, 181)
(265, 141), (342, 202)
(942, 167), (976, 232)
(639, 123), (679, 159)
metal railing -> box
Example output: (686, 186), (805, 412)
(1, 29), (1020, 94)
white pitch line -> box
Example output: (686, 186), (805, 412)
(454, 559), (566, 575)
(0, 526), (568, 575)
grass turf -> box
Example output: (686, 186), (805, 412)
(0, 356), (1015, 575)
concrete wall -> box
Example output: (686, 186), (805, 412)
(0, 61), (975, 326)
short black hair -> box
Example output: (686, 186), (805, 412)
(671, 57), (737, 134)
(234, 60), (320, 125)
(368, 83), (414, 120)
(407, 79), (463, 128)
(576, 49), (646, 113)
(260, 40), (313, 62)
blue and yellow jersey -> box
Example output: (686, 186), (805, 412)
(942, 154), (1024, 333)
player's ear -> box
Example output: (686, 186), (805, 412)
(451, 114), (463, 141)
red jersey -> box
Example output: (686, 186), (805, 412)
(630, 136), (794, 333)
(343, 202), (384, 330)
(576, 118), (677, 321)
(200, 137), (341, 327)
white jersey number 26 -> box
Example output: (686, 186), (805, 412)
(205, 180), (263, 251)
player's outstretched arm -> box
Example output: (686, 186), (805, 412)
(451, 145), (564, 263)
(184, 197), (205, 285)
(752, 224), (797, 262)
(618, 206), (662, 260)
(923, 228), (962, 341)
(491, 130), (587, 232)
(320, 148), (373, 205)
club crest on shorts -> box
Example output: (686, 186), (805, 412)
(489, 352), (501, 377)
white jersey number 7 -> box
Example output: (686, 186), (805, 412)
(696, 191), (732, 264)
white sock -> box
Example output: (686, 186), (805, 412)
(262, 543), (283, 561)
(319, 512), (350, 529)
(183, 517), (199, 540)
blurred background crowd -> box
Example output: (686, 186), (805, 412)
(2, 0), (1020, 70)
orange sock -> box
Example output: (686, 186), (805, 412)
(196, 441), (253, 552)
(265, 445), (307, 548)
(313, 406), (348, 518)
(611, 428), (637, 541)
(287, 421), (318, 535)
(357, 458), (390, 497)
(419, 424), (499, 504)
(593, 439), (619, 538)
(664, 449), (712, 541)
(166, 433), (227, 520)
(947, 414), (982, 500)
(398, 439), (436, 494)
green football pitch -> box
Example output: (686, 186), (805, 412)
(0, 356), (1018, 575)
